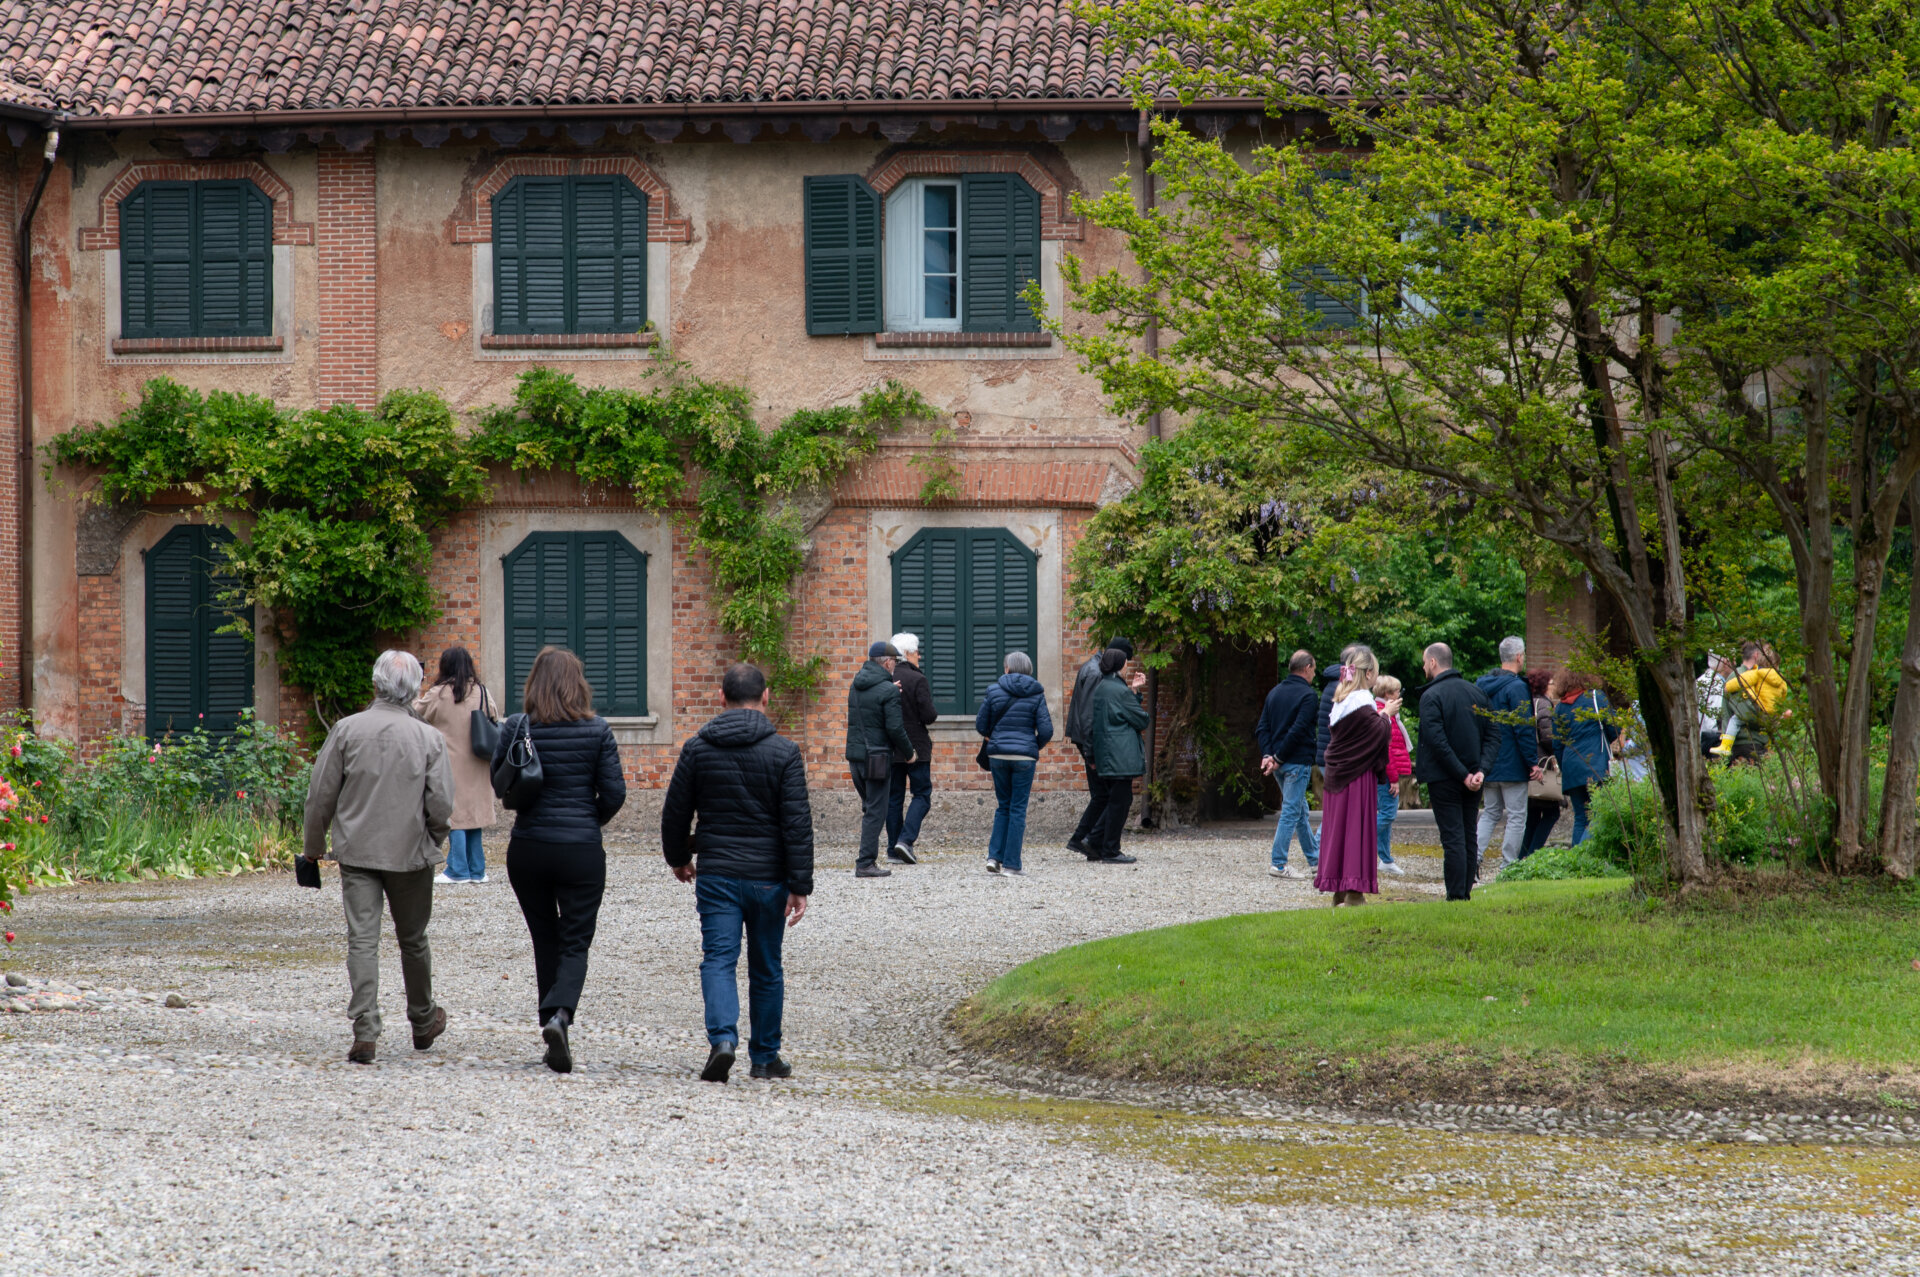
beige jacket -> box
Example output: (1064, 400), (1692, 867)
(413, 681), (500, 830)
(303, 700), (455, 871)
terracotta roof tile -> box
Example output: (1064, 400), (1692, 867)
(0, 0), (1250, 120)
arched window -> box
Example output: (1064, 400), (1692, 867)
(502, 531), (649, 716)
(492, 176), (649, 335)
(890, 528), (1036, 715)
(120, 180), (273, 339)
(146, 525), (254, 739)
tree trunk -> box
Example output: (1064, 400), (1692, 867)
(1833, 525), (1893, 873)
(1647, 648), (1711, 885)
(1876, 477), (1920, 879)
(1796, 355), (1845, 813)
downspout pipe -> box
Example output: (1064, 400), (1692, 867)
(1138, 108), (1162, 824)
(15, 125), (59, 717)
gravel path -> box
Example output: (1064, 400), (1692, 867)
(2, 830), (1915, 1275)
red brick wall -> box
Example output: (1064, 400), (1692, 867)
(0, 149), (22, 714)
(317, 145), (378, 410)
(76, 569), (134, 748)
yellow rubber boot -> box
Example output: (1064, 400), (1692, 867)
(1710, 733), (1734, 757)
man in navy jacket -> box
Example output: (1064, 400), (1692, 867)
(1473, 636), (1541, 870)
(1257, 650), (1320, 877)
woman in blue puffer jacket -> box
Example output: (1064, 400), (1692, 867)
(974, 653), (1054, 876)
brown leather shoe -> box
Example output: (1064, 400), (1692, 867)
(347, 1040), (376, 1064)
(412, 1006), (448, 1051)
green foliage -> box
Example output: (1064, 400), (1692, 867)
(1495, 844), (1627, 882)
(51, 381), (489, 733)
(474, 368), (937, 690)
(910, 425), (963, 505)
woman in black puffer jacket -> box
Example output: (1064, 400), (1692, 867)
(495, 645), (627, 1073)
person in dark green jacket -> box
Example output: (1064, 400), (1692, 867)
(844, 641), (914, 878)
(1087, 647), (1150, 864)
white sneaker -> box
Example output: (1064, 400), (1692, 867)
(985, 860), (1002, 874)
(1283, 864), (1306, 880)
(1000, 865), (1027, 877)
(1382, 861), (1406, 876)
(471, 874), (492, 884)
(1267, 865), (1286, 878)
(433, 872), (456, 884)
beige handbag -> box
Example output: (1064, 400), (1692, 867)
(1529, 756), (1565, 803)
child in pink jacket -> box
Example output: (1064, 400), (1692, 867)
(1374, 676), (1412, 876)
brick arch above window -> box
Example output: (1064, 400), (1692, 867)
(864, 151), (1087, 241)
(451, 155), (692, 245)
(78, 160), (312, 251)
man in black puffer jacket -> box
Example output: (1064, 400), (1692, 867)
(662, 662), (814, 1084)
(844, 640), (913, 878)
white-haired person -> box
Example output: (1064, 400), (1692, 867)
(886, 632), (939, 863)
(302, 650), (457, 1064)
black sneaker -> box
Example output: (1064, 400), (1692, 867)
(854, 864), (892, 878)
(888, 843), (918, 864)
(701, 1040), (736, 1083)
(541, 1010), (572, 1074)
(1095, 853), (1138, 865)
(1066, 837), (1093, 856)
(750, 1056), (793, 1080)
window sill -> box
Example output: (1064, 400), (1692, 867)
(606, 714), (662, 747)
(873, 331), (1051, 348)
(480, 332), (658, 350)
(111, 335), (284, 355)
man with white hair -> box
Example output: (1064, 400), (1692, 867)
(1472, 635), (1541, 870)
(886, 632), (938, 864)
(302, 650), (457, 1064)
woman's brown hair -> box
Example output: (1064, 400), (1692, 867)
(522, 646), (595, 723)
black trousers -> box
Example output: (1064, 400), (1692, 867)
(1428, 779), (1482, 900)
(506, 837), (607, 1021)
(1070, 747), (1111, 845)
(1094, 775), (1135, 858)
(849, 764), (889, 868)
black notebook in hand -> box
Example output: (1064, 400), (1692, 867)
(295, 856), (322, 890)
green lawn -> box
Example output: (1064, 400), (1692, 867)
(958, 879), (1920, 1109)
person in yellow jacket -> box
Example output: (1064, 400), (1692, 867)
(1711, 642), (1790, 757)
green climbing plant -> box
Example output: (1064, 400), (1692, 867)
(49, 379), (488, 736)
(470, 366), (938, 690)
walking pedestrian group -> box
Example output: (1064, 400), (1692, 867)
(300, 625), (1779, 1072)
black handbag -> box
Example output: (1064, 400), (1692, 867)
(975, 696), (1014, 771)
(469, 685), (501, 760)
(490, 713), (545, 809)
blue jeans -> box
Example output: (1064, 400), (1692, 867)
(695, 874), (789, 1067)
(1375, 783), (1398, 864)
(987, 757), (1036, 870)
(887, 758), (933, 850)
(1270, 763), (1319, 869)
(1568, 785), (1592, 846)
(445, 829), (485, 880)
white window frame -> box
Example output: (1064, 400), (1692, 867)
(884, 178), (965, 334)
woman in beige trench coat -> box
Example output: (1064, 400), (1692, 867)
(414, 646), (499, 883)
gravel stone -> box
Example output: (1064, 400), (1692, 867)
(1, 829), (1914, 1275)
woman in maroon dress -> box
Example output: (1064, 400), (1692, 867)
(1316, 645), (1398, 905)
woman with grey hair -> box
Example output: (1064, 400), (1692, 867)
(973, 651), (1054, 875)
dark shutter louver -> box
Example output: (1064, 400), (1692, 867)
(146, 525), (254, 741)
(961, 173), (1042, 333)
(1301, 265), (1363, 331)
(121, 182), (202, 338)
(195, 181), (273, 336)
(891, 528), (1035, 716)
(571, 177), (648, 333)
(804, 175), (882, 335)
(494, 176), (648, 335)
(503, 532), (649, 717)
(495, 178), (570, 334)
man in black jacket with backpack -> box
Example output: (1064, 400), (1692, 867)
(662, 662), (814, 1085)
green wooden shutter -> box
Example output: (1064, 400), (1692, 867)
(892, 530), (963, 715)
(494, 177), (570, 334)
(503, 532), (648, 716)
(1301, 265), (1362, 330)
(194, 181), (273, 336)
(805, 175), (883, 335)
(121, 182), (196, 338)
(577, 533), (648, 716)
(146, 525), (254, 741)
(570, 177), (648, 332)
(503, 533), (575, 713)
(964, 530), (1037, 708)
(961, 173), (1042, 333)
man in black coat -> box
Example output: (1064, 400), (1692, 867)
(886, 632), (939, 865)
(662, 662), (814, 1084)
(844, 640), (914, 878)
(1065, 635), (1133, 858)
(1256, 650), (1320, 877)
(1413, 641), (1501, 901)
